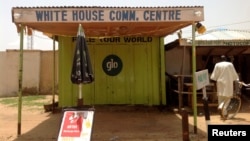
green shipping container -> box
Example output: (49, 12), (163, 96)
(58, 36), (166, 107)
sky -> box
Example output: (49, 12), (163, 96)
(1, 0), (250, 51)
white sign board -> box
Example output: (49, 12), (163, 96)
(12, 7), (204, 23)
(58, 109), (94, 141)
(195, 69), (209, 90)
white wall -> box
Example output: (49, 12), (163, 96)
(0, 50), (41, 97)
(22, 51), (41, 93)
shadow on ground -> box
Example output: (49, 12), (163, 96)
(11, 94), (250, 141)
(12, 105), (208, 141)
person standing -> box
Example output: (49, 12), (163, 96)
(210, 55), (239, 115)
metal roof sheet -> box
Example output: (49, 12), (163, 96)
(12, 6), (203, 9)
(195, 29), (250, 40)
(165, 29), (250, 56)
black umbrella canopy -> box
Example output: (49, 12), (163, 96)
(71, 24), (94, 106)
(71, 24), (94, 85)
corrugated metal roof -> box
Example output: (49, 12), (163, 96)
(165, 29), (250, 55)
(195, 29), (250, 40)
(12, 6), (203, 9)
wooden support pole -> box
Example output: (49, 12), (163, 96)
(182, 108), (189, 141)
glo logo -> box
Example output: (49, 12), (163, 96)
(102, 54), (123, 76)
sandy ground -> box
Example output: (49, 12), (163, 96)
(0, 95), (250, 141)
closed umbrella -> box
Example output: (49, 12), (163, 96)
(71, 24), (94, 107)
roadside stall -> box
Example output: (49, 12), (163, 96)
(12, 6), (204, 107)
(165, 30), (250, 109)
(11, 5), (205, 136)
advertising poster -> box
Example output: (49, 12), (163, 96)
(58, 110), (94, 141)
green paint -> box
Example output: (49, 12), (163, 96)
(58, 36), (164, 106)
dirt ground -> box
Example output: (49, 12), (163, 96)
(0, 95), (250, 141)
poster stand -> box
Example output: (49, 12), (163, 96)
(57, 106), (95, 141)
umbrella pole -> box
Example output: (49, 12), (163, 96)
(77, 84), (83, 107)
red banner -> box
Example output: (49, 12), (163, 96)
(61, 111), (83, 137)
(58, 110), (94, 141)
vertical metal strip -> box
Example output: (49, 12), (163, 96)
(52, 35), (56, 112)
(192, 22), (198, 134)
(17, 24), (24, 135)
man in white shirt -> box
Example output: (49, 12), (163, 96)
(210, 55), (239, 115)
